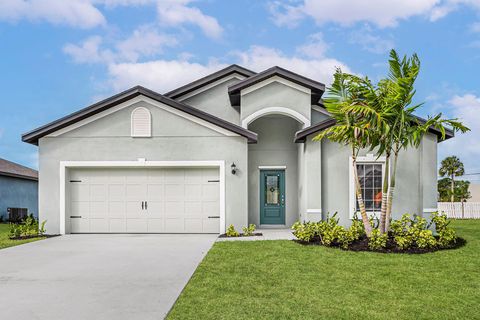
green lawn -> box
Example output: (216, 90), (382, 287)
(0, 223), (46, 249)
(168, 220), (480, 320)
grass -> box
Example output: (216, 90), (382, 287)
(168, 220), (480, 320)
(0, 223), (46, 250)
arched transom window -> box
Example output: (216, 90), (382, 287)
(131, 107), (151, 137)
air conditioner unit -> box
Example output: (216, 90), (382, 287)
(7, 207), (28, 223)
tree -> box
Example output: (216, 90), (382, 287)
(438, 177), (471, 202)
(317, 50), (470, 234)
(439, 156), (466, 202)
(313, 70), (377, 237)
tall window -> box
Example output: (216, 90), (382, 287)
(131, 107), (151, 137)
(350, 156), (386, 219)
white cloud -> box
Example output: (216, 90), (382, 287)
(296, 33), (329, 58)
(269, 0), (480, 28)
(439, 94), (480, 172)
(63, 26), (177, 64)
(0, 0), (106, 28)
(157, 0), (223, 39)
(235, 46), (351, 85)
(349, 26), (394, 54)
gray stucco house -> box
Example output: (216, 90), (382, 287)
(22, 65), (452, 234)
(0, 158), (38, 220)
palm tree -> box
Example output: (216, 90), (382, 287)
(313, 69), (378, 237)
(439, 156), (465, 202)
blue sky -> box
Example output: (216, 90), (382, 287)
(0, 0), (479, 181)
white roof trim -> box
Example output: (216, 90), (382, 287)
(177, 73), (247, 101)
(46, 95), (240, 138)
(240, 75), (311, 96)
(241, 107), (311, 128)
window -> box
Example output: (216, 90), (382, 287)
(350, 155), (386, 219)
(131, 107), (151, 137)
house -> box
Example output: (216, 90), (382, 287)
(21, 65), (452, 234)
(0, 158), (38, 221)
(467, 183), (480, 202)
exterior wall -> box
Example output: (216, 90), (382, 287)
(181, 76), (243, 125)
(38, 100), (248, 234)
(312, 132), (439, 226)
(468, 184), (480, 202)
(240, 81), (311, 126)
(247, 116), (302, 227)
(0, 176), (38, 220)
(311, 109), (330, 125)
(303, 138), (322, 222)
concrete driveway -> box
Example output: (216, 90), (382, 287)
(0, 234), (216, 320)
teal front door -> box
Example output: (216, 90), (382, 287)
(260, 170), (285, 225)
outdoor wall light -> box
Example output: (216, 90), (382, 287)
(231, 162), (237, 175)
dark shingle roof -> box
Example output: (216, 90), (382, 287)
(0, 158), (38, 181)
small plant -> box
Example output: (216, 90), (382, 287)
(226, 224), (239, 237)
(431, 212), (457, 247)
(291, 221), (318, 242)
(368, 228), (388, 250)
(8, 215), (47, 239)
(242, 224), (256, 236)
(416, 229), (437, 249)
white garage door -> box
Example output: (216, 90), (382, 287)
(68, 167), (220, 233)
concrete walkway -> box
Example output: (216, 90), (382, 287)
(217, 228), (295, 241)
(0, 234), (216, 320)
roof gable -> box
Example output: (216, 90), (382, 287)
(228, 66), (325, 106)
(164, 64), (256, 100)
(22, 86), (258, 145)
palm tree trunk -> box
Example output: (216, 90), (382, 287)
(385, 153), (398, 232)
(352, 157), (373, 237)
(379, 156), (389, 233)
(450, 174), (455, 203)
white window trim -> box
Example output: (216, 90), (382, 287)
(349, 154), (388, 219)
(59, 160), (226, 235)
(131, 106), (152, 137)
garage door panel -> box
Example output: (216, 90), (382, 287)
(109, 219), (126, 232)
(69, 167), (220, 234)
(90, 201), (107, 218)
(147, 219), (164, 232)
(90, 219), (108, 232)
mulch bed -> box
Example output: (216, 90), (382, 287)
(218, 232), (263, 238)
(9, 234), (59, 241)
(295, 235), (466, 254)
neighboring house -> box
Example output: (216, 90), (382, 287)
(0, 158), (38, 220)
(22, 65), (452, 234)
(467, 183), (480, 202)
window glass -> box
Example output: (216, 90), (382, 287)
(356, 163), (383, 213)
(265, 175), (279, 205)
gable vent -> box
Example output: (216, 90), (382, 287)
(131, 107), (152, 137)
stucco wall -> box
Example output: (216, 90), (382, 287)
(240, 81), (311, 126)
(0, 176), (38, 220)
(247, 116), (302, 227)
(314, 132), (439, 226)
(38, 99), (248, 234)
(182, 76), (243, 125)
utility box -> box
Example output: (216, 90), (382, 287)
(7, 207), (28, 223)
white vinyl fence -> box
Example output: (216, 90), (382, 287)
(437, 202), (480, 219)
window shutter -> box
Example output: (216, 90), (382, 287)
(131, 107), (151, 137)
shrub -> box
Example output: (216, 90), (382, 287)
(391, 214), (439, 249)
(416, 229), (436, 249)
(291, 221), (318, 242)
(431, 212), (457, 247)
(368, 228), (387, 250)
(9, 215), (47, 239)
(226, 224), (239, 237)
(242, 224), (256, 236)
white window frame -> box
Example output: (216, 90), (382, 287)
(131, 106), (152, 137)
(349, 154), (388, 219)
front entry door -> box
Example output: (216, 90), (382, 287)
(260, 170), (285, 225)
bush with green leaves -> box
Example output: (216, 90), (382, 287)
(226, 224), (239, 237)
(390, 214), (439, 249)
(431, 212), (457, 247)
(9, 215), (47, 239)
(291, 221), (318, 242)
(368, 228), (388, 250)
(242, 224), (256, 236)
